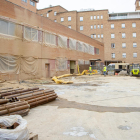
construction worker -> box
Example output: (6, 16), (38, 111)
(89, 65), (92, 76)
(103, 65), (107, 76)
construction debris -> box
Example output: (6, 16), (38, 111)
(118, 70), (128, 76)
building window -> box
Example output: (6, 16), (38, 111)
(30, 0), (35, 6)
(61, 17), (64, 22)
(111, 24), (114, 29)
(133, 43), (137, 48)
(98, 25), (100, 29)
(47, 13), (49, 17)
(133, 53), (137, 58)
(101, 15), (103, 19)
(122, 23), (125, 28)
(97, 15), (99, 19)
(0, 19), (15, 36)
(94, 16), (96, 19)
(91, 34), (93, 38)
(68, 26), (71, 29)
(24, 27), (38, 42)
(54, 19), (57, 22)
(139, 1), (140, 6)
(22, 0), (27, 3)
(80, 26), (83, 30)
(101, 34), (103, 38)
(122, 53), (126, 58)
(94, 34), (96, 38)
(133, 33), (136, 38)
(122, 43), (126, 48)
(80, 17), (83, 21)
(111, 34), (115, 38)
(111, 53), (115, 58)
(132, 23), (136, 28)
(122, 33), (126, 38)
(111, 43), (115, 48)
(90, 16), (93, 20)
(98, 34), (100, 38)
(101, 24), (103, 28)
(68, 16), (71, 21)
(54, 11), (57, 16)
(94, 25), (96, 29)
(91, 25), (93, 29)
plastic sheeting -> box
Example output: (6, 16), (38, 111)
(89, 45), (95, 55)
(78, 59), (84, 65)
(0, 19), (15, 36)
(24, 27), (38, 41)
(0, 115), (29, 140)
(44, 32), (56, 46)
(56, 58), (67, 71)
(69, 38), (76, 50)
(84, 43), (89, 53)
(85, 60), (90, 65)
(96, 48), (99, 54)
(77, 41), (84, 52)
(58, 35), (67, 48)
(0, 55), (38, 75)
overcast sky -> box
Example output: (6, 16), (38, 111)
(37, 0), (136, 13)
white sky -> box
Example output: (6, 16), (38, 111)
(37, 0), (136, 13)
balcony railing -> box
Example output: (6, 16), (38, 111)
(109, 14), (140, 20)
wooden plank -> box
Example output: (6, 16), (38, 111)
(29, 132), (38, 140)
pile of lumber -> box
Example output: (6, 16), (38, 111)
(0, 87), (58, 116)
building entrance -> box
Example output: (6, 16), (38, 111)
(70, 61), (76, 74)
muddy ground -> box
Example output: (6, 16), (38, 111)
(1, 75), (140, 140)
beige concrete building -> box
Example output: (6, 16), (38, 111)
(37, 0), (140, 64)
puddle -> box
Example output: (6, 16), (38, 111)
(118, 125), (132, 130)
(47, 98), (140, 113)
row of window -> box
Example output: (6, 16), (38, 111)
(91, 24), (103, 29)
(91, 34), (103, 39)
(0, 19), (99, 55)
(111, 43), (137, 48)
(111, 33), (137, 38)
(111, 23), (136, 29)
(60, 15), (103, 22)
(22, 0), (35, 6)
(80, 25), (104, 31)
(90, 15), (103, 20)
(47, 11), (57, 17)
(111, 53), (137, 58)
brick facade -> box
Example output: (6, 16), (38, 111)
(0, 0), (104, 80)
(37, 1), (140, 64)
(7, 0), (37, 13)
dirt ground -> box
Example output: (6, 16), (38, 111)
(1, 75), (140, 140)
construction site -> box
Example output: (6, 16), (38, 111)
(0, 0), (140, 140)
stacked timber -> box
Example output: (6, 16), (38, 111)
(0, 87), (58, 116)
